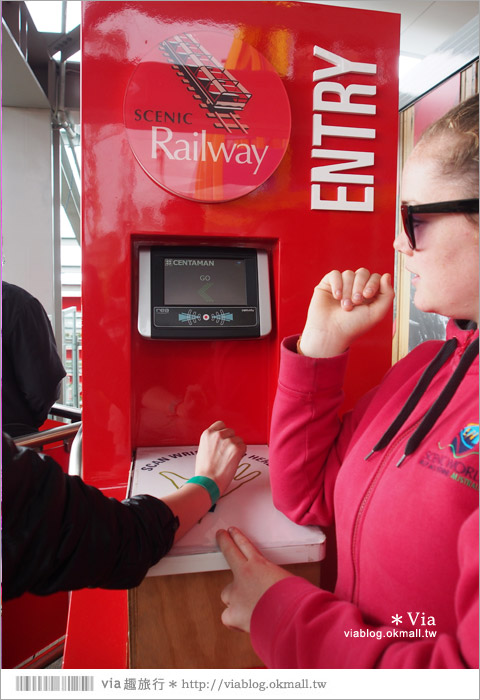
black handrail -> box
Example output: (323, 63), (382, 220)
(50, 403), (82, 422)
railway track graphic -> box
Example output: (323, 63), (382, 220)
(160, 33), (252, 134)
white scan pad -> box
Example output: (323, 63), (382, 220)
(130, 445), (325, 576)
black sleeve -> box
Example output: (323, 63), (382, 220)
(1, 435), (179, 600)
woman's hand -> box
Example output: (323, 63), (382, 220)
(299, 268), (394, 358)
(195, 421), (245, 495)
(217, 526), (293, 633)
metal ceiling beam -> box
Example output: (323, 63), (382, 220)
(2, 1), (80, 111)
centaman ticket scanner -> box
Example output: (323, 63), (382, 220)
(138, 246), (271, 339)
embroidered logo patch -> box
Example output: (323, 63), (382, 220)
(439, 423), (479, 458)
(419, 423), (479, 492)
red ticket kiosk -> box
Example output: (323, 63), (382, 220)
(64, 1), (400, 668)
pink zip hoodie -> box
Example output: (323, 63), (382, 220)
(251, 319), (479, 668)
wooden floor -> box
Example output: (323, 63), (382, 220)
(129, 562), (321, 669)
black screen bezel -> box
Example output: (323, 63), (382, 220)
(149, 246), (260, 338)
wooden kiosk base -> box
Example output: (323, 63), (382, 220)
(129, 562), (320, 668)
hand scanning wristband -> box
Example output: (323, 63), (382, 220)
(186, 475), (220, 507)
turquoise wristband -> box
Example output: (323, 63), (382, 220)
(186, 475), (220, 506)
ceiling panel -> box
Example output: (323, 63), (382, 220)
(313, 1), (479, 58)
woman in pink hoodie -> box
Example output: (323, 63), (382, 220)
(217, 95), (479, 669)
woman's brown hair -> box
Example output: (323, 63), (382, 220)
(419, 93), (479, 195)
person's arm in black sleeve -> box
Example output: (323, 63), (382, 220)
(2, 422), (245, 600)
(1, 434), (179, 600)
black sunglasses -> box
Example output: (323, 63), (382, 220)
(400, 198), (479, 250)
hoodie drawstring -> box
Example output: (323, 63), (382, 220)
(395, 338), (479, 466)
(364, 336), (479, 466)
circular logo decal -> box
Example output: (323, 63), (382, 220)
(124, 30), (291, 202)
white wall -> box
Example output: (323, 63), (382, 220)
(2, 107), (54, 318)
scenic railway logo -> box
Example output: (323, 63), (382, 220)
(124, 30), (291, 202)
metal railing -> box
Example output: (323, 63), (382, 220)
(14, 422), (81, 449)
(68, 423), (82, 477)
(13, 403), (83, 476)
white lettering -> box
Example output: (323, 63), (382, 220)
(152, 126), (174, 159)
(173, 138), (190, 160)
(313, 114), (375, 146)
(172, 259), (215, 266)
(151, 128), (268, 176)
(311, 149), (374, 184)
(311, 46), (377, 212)
(311, 184), (373, 211)
(313, 82), (377, 114)
(207, 140), (237, 164)
(407, 612), (420, 625)
(251, 144), (269, 175)
(313, 45), (377, 81)
(235, 143), (252, 166)
(407, 612), (437, 626)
